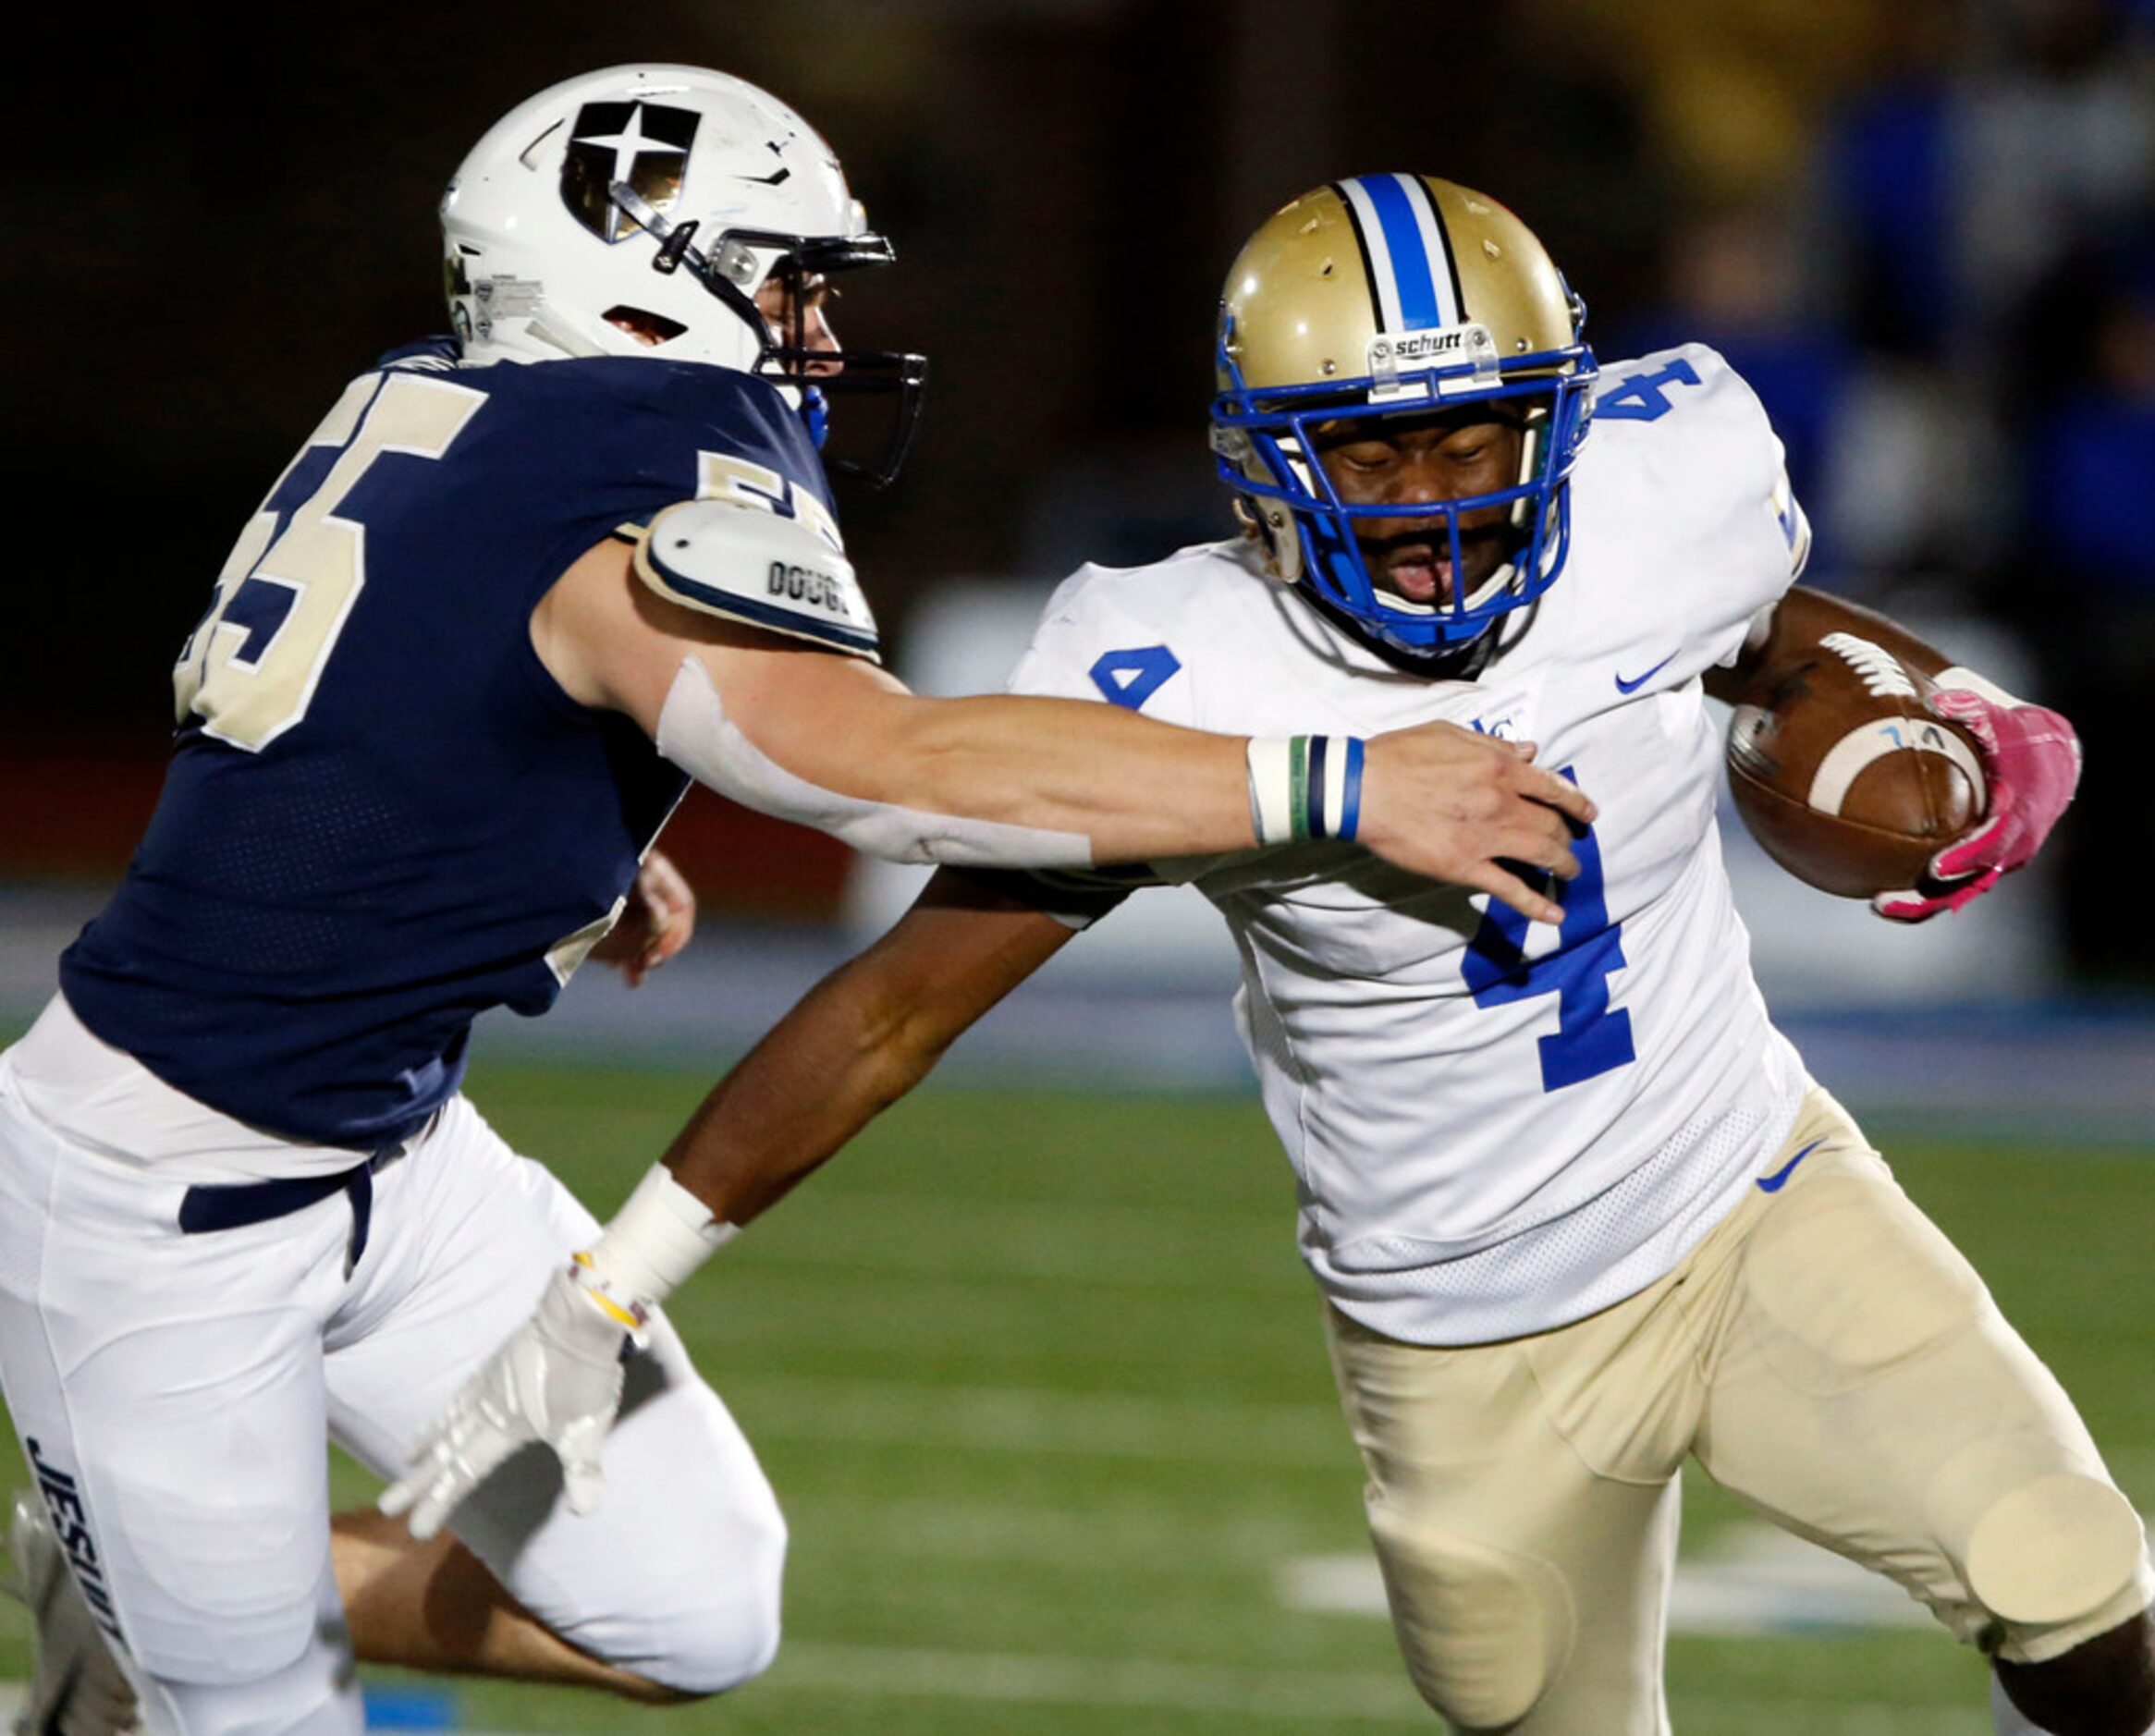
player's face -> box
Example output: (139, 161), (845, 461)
(1312, 410), (1524, 606)
(755, 274), (842, 376)
(602, 274), (842, 376)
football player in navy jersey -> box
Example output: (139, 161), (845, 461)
(376, 177), (2145, 1736)
(0, 70), (1601, 1735)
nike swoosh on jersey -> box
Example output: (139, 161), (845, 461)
(1613, 653), (1677, 695)
(1757, 1136), (1826, 1193)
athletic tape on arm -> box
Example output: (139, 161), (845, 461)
(656, 657), (1096, 869)
(583, 1164), (738, 1307)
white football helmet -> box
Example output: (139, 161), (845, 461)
(442, 64), (924, 479)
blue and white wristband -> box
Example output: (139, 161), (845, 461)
(1246, 735), (1365, 846)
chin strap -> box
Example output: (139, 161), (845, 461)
(1298, 581), (1501, 679)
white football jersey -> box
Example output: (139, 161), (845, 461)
(1006, 347), (1817, 1344)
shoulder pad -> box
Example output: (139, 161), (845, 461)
(1586, 347), (1794, 538)
(633, 497), (880, 662)
(1590, 345), (1761, 438)
(1007, 544), (1256, 718)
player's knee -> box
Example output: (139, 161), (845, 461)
(645, 1575), (784, 1700)
(1366, 1500), (1573, 1730)
(626, 1499), (788, 1697)
(1972, 1473), (2144, 1637)
(146, 1641), (362, 1732)
(1931, 1436), (2148, 1645)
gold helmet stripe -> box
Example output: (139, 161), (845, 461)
(1334, 174), (1463, 334)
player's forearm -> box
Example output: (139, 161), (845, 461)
(1710, 586), (1955, 706)
(562, 954), (955, 1315)
(850, 691), (1256, 863)
(656, 885), (1072, 1229)
(657, 635), (1270, 869)
(659, 954), (949, 1227)
(671, 626), (1591, 922)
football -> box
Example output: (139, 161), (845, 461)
(1726, 632), (1987, 898)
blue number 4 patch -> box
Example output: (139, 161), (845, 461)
(1595, 357), (1701, 423)
(1462, 771), (1635, 1093)
(1089, 646), (1182, 712)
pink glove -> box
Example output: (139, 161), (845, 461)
(1873, 672), (2082, 923)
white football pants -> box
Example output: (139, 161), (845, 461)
(0, 996), (785, 1735)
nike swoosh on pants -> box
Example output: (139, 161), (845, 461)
(1757, 1136), (1827, 1193)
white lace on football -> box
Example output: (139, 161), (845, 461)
(1820, 632), (1917, 700)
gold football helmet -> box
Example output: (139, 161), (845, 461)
(1211, 175), (1594, 667)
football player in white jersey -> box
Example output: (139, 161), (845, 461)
(0, 70), (1607, 1735)
(347, 180), (2136, 1732)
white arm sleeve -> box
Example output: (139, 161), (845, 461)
(655, 657), (1096, 870)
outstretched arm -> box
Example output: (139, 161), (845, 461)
(381, 872), (1075, 1538)
(535, 537), (1593, 926)
(1707, 585), (2081, 921)
(659, 871), (1076, 1225)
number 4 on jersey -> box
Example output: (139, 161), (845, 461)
(1088, 646), (1182, 712)
(1594, 357), (1700, 423)
(1462, 774), (1635, 1093)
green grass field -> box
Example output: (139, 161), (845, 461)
(2, 1058), (2148, 1733)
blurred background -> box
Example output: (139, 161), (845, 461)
(3, 6), (2152, 1730)
(5, 0), (2151, 978)
(8, 0), (2154, 1126)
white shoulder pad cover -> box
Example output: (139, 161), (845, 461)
(656, 658), (1095, 871)
(635, 497), (881, 662)
(1579, 345), (1807, 671)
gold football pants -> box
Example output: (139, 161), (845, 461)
(1325, 1086), (2151, 1734)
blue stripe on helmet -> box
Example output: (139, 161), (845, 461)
(1355, 175), (1440, 331)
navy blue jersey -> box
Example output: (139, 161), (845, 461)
(63, 342), (833, 1150)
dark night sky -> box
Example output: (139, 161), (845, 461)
(10, 2), (2152, 974)
(3, 3), (1665, 750)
